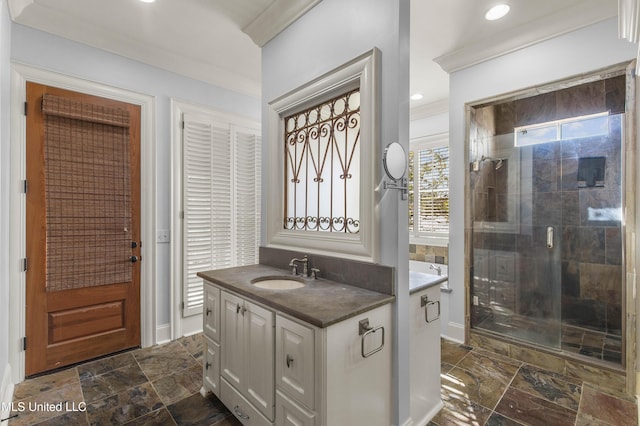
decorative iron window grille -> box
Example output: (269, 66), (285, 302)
(284, 88), (361, 233)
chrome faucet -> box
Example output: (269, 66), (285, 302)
(289, 255), (309, 277)
(430, 264), (442, 276)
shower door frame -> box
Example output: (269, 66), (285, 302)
(463, 61), (637, 396)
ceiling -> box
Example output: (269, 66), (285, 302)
(8, 0), (620, 113)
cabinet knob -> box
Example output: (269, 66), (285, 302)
(206, 308), (211, 316)
(236, 304), (241, 314)
(205, 362), (211, 370)
(286, 354), (294, 368)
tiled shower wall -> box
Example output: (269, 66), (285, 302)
(409, 244), (448, 264)
(471, 74), (626, 340)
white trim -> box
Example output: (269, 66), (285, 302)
(243, 0), (321, 47)
(9, 63), (156, 383)
(155, 324), (172, 345)
(442, 322), (465, 344)
(434, 0), (616, 73)
(411, 400), (444, 426)
(1, 365), (14, 422)
(265, 49), (380, 262)
(170, 98), (259, 340)
(410, 99), (449, 121)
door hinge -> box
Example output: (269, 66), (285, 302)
(24, 101), (28, 116)
(21, 258), (28, 272)
(22, 180), (28, 194)
(181, 120), (185, 130)
(22, 337), (27, 351)
(181, 301), (185, 311)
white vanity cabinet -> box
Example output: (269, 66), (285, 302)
(202, 279), (393, 426)
(220, 290), (275, 423)
(409, 283), (443, 425)
(203, 284), (220, 396)
(275, 304), (392, 426)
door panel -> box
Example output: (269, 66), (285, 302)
(25, 82), (141, 376)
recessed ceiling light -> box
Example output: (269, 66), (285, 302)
(139, 0), (156, 3)
(410, 93), (424, 101)
(485, 4), (510, 21)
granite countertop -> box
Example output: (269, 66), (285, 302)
(409, 270), (448, 295)
(198, 264), (395, 328)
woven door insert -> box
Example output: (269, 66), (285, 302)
(42, 94), (132, 292)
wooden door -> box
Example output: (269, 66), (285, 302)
(25, 82), (141, 376)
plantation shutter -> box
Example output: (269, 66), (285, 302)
(233, 128), (261, 266)
(182, 113), (260, 317)
(417, 146), (449, 234)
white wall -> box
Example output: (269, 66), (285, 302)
(448, 18), (636, 340)
(7, 24), (260, 335)
(0, 0), (12, 407)
(261, 0), (411, 424)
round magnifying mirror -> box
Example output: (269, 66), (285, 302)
(383, 142), (407, 181)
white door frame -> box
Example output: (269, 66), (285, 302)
(8, 63), (157, 383)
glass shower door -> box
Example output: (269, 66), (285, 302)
(470, 131), (563, 350)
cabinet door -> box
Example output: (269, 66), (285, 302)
(203, 284), (220, 342)
(203, 336), (220, 396)
(276, 315), (315, 410)
(221, 291), (245, 389)
(244, 301), (275, 420)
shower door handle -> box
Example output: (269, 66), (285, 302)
(547, 226), (554, 249)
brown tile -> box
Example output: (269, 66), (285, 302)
(456, 351), (519, 385)
(134, 341), (201, 381)
(152, 364), (202, 406)
(485, 412), (527, 425)
(177, 334), (204, 362)
(13, 368), (79, 401)
(86, 382), (163, 426)
(508, 344), (566, 375)
(433, 387), (493, 426)
(166, 393), (236, 426)
(494, 387), (577, 426)
(442, 367), (508, 410)
(564, 360), (626, 395)
(510, 365), (581, 411)
(123, 408), (176, 426)
(31, 410), (88, 426)
(574, 411), (613, 426)
(579, 384), (638, 426)
(440, 339), (472, 366)
(468, 333), (510, 356)
(9, 382), (84, 426)
(77, 352), (137, 380)
(80, 363), (148, 403)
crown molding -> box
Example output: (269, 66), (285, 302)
(410, 98), (449, 121)
(7, 0), (33, 19)
(434, 0), (617, 73)
(243, 0), (321, 47)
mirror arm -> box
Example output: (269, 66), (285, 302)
(384, 177), (408, 200)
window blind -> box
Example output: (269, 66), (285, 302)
(409, 145), (449, 236)
(182, 113), (260, 317)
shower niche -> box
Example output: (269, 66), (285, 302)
(467, 72), (627, 367)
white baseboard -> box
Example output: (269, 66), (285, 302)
(442, 321), (465, 343)
(413, 400), (444, 426)
(156, 324), (171, 345)
(400, 418), (414, 426)
(1, 365), (14, 423)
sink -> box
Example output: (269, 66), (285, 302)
(251, 276), (306, 290)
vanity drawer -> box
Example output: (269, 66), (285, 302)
(220, 378), (272, 426)
(203, 336), (220, 396)
(276, 390), (316, 426)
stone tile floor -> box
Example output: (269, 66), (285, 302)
(432, 339), (638, 426)
(6, 335), (638, 425)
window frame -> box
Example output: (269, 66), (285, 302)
(409, 133), (450, 247)
(265, 49), (380, 262)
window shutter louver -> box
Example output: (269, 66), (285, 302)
(182, 112), (261, 317)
